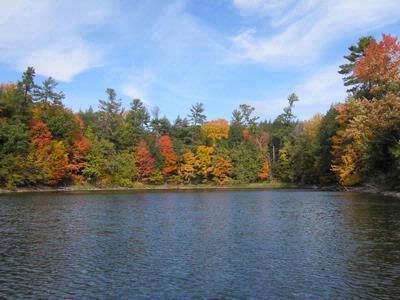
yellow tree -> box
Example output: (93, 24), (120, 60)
(277, 142), (294, 182)
(202, 119), (229, 146)
(195, 145), (214, 182)
(29, 119), (68, 185)
(179, 150), (196, 183)
(302, 114), (323, 140)
(212, 155), (233, 185)
(258, 159), (271, 181)
(45, 141), (69, 185)
(331, 100), (373, 185)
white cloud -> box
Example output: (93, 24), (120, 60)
(121, 83), (150, 105)
(151, 0), (227, 60)
(17, 40), (101, 82)
(296, 66), (345, 105)
(233, 0), (294, 17)
(121, 84), (147, 104)
(144, 0), (232, 108)
(120, 70), (155, 105)
(294, 65), (346, 118)
(0, 0), (114, 81)
(231, 0), (400, 66)
(247, 97), (288, 120)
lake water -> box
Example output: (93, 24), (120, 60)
(1, 190), (400, 299)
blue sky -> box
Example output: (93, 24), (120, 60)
(1, 0), (400, 121)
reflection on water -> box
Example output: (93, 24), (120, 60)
(0, 190), (400, 298)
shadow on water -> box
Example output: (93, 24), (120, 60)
(0, 190), (399, 298)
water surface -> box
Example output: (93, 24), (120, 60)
(1, 190), (400, 299)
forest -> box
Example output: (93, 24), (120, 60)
(0, 34), (399, 190)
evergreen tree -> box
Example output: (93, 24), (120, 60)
(17, 67), (37, 107)
(231, 104), (259, 128)
(98, 88), (122, 141)
(34, 77), (65, 104)
(188, 102), (206, 126)
(338, 36), (372, 98)
(126, 99), (150, 129)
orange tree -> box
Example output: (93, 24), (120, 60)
(135, 139), (155, 182)
(179, 150), (196, 183)
(159, 135), (178, 176)
(212, 154), (233, 185)
(194, 145), (214, 182)
(202, 119), (229, 146)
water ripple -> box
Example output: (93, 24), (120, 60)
(0, 190), (400, 299)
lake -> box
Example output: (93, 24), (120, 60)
(1, 190), (400, 299)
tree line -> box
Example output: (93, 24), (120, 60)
(0, 34), (399, 189)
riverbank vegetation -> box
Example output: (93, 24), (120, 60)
(1, 34), (399, 190)
(0, 182), (300, 194)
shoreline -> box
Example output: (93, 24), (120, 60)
(0, 182), (297, 194)
(341, 185), (400, 199)
(0, 182), (399, 198)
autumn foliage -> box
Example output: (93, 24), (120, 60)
(179, 150), (196, 183)
(29, 119), (68, 185)
(195, 145), (214, 182)
(0, 83), (16, 92)
(45, 141), (69, 185)
(259, 159), (271, 181)
(243, 129), (270, 152)
(329, 34), (400, 185)
(30, 119), (52, 148)
(355, 35), (400, 83)
(2, 34), (400, 190)
(212, 155), (233, 185)
(67, 133), (91, 182)
(331, 94), (400, 185)
(159, 135), (178, 176)
(202, 119), (229, 145)
(135, 139), (155, 182)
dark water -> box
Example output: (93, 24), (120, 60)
(1, 190), (400, 299)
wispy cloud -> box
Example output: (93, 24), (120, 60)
(121, 84), (147, 104)
(151, 0), (228, 61)
(294, 65), (346, 118)
(17, 39), (102, 82)
(248, 64), (346, 120)
(231, 0), (400, 66)
(1, 0), (398, 120)
(143, 0), (232, 109)
(233, 0), (295, 18)
(0, 0), (114, 81)
(120, 70), (155, 105)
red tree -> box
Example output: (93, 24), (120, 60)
(46, 141), (69, 185)
(243, 129), (269, 152)
(242, 128), (253, 141)
(135, 139), (155, 182)
(67, 133), (91, 182)
(30, 119), (52, 148)
(30, 119), (68, 185)
(159, 135), (178, 176)
(67, 115), (91, 182)
(355, 34), (400, 91)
